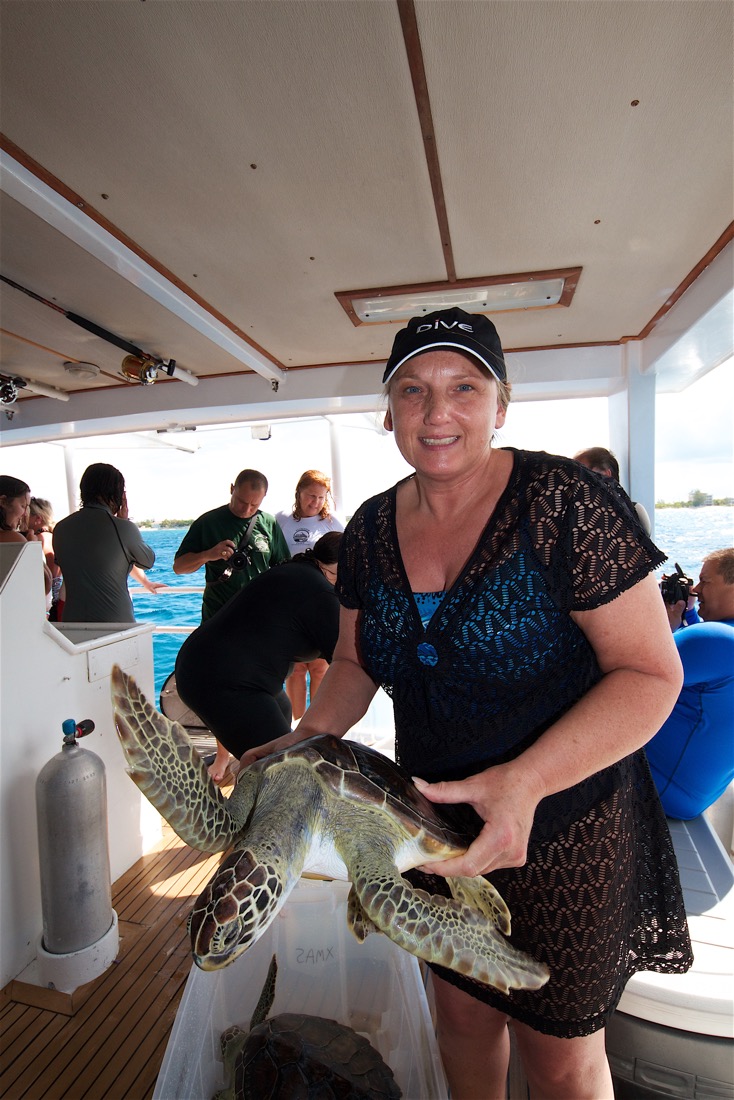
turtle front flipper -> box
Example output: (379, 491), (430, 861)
(348, 852), (549, 994)
(111, 664), (244, 853)
(213, 1025), (246, 1100)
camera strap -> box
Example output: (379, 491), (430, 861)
(210, 513), (259, 585)
(235, 512), (259, 552)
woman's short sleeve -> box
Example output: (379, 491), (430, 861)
(533, 462), (667, 611)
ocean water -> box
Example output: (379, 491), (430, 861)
(133, 508), (734, 701)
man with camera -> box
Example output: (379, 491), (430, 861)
(173, 469), (290, 622)
(645, 548), (734, 819)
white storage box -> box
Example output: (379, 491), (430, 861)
(154, 877), (449, 1100)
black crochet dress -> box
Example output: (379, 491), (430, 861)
(336, 449), (692, 1038)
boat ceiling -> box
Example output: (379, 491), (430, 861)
(0, 0), (732, 437)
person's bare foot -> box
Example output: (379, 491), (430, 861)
(207, 751), (231, 785)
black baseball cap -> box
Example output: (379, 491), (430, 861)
(382, 307), (507, 385)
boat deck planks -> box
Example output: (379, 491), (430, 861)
(0, 824), (225, 1100)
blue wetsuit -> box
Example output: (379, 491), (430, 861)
(646, 617), (734, 818)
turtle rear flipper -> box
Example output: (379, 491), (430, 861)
(447, 875), (512, 936)
(346, 884), (380, 942)
(111, 664), (244, 853)
(351, 856), (549, 994)
(250, 956), (278, 1028)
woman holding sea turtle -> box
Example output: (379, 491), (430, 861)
(242, 308), (692, 1099)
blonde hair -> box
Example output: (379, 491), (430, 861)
(30, 497), (54, 529)
(495, 377), (512, 413)
(292, 470), (333, 521)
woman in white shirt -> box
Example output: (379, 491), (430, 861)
(276, 470), (344, 720)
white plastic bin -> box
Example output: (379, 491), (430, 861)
(154, 877), (449, 1100)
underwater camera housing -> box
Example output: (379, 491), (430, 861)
(659, 562), (695, 605)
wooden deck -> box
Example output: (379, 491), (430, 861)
(0, 823), (225, 1100)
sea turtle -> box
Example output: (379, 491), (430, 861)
(111, 665), (549, 994)
(214, 955), (402, 1099)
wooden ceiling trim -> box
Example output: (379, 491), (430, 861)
(397, 0), (456, 282)
(0, 133), (284, 373)
(632, 221), (734, 342)
(0, 328), (127, 385)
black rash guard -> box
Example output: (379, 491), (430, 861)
(175, 559), (339, 755)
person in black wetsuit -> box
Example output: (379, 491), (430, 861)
(240, 309), (691, 1100)
(174, 532), (341, 758)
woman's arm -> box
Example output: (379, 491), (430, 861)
(239, 606), (378, 766)
(415, 572), (683, 878)
(129, 564), (166, 593)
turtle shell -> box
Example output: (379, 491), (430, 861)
(236, 1012), (402, 1099)
(271, 735), (482, 857)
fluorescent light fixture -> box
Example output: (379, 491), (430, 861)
(336, 269), (581, 326)
(1, 150), (286, 387)
(352, 280), (563, 321)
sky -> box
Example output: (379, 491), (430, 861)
(1, 360), (731, 523)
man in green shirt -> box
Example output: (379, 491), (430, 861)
(173, 469), (290, 621)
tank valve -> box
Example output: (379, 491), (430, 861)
(61, 718), (96, 744)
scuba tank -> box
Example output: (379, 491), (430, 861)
(35, 718), (114, 954)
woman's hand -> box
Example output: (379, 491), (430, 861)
(418, 574), (682, 881)
(238, 728), (311, 770)
(413, 759), (546, 878)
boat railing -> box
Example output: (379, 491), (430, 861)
(129, 583), (203, 633)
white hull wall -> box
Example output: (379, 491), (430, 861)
(0, 542), (161, 988)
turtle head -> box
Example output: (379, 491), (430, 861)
(189, 847), (285, 970)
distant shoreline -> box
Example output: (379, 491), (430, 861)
(137, 501), (733, 528)
(655, 500), (734, 510)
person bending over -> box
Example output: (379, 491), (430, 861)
(175, 532), (341, 759)
(173, 468), (290, 779)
